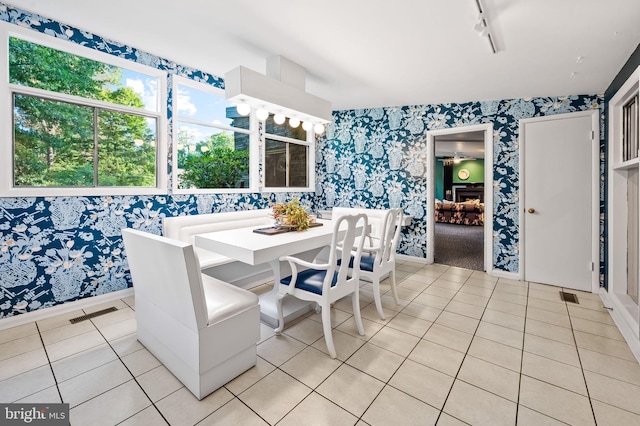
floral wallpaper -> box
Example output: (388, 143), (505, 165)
(315, 96), (605, 276)
(0, 3), (312, 318)
(0, 194), (312, 317)
(0, 3), (606, 319)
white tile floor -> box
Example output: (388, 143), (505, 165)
(2, 261), (640, 425)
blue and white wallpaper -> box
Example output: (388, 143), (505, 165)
(0, 3), (605, 319)
(315, 97), (604, 275)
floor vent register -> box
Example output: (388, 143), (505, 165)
(559, 291), (579, 304)
(69, 306), (119, 324)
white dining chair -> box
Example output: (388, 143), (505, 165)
(355, 208), (404, 320)
(274, 214), (368, 359)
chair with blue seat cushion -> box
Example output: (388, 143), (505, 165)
(353, 208), (404, 320)
(275, 214), (368, 359)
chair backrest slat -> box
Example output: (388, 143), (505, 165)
(325, 214), (368, 294)
(378, 208), (404, 267)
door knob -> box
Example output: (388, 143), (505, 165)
(528, 208), (535, 214)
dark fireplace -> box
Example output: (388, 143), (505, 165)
(454, 187), (484, 202)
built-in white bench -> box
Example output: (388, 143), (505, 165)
(163, 209), (275, 288)
(122, 228), (260, 400)
(326, 207), (412, 231)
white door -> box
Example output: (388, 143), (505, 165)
(521, 111), (599, 292)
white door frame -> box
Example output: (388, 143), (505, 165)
(519, 110), (600, 293)
(426, 123), (494, 273)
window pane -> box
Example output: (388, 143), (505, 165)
(265, 139), (286, 187)
(13, 94), (94, 187)
(265, 138), (308, 188)
(98, 112), (157, 186)
(265, 114), (307, 141)
(176, 84), (248, 129)
(623, 95), (639, 161)
(176, 122), (249, 189)
(290, 143), (308, 187)
(9, 37), (158, 112)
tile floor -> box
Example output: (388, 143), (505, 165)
(2, 262), (640, 425)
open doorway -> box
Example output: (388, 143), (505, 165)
(426, 124), (493, 272)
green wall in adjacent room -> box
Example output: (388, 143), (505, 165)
(435, 160), (444, 200)
(453, 159), (484, 184)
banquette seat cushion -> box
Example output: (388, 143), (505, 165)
(163, 209), (272, 269)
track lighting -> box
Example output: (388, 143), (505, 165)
(473, 14), (486, 34)
(472, 1), (497, 54)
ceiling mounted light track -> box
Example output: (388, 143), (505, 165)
(473, 0), (497, 54)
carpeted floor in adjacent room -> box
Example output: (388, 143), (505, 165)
(434, 223), (484, 271)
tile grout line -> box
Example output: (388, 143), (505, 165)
(429, 268), (494, 424)
(519, 287), (605, 424)
(351, 266), (452, 424)
(89, 310), (175, 426)
(562, 289), (598, 425)
(46, 307), (168, 425)
(271, 266), (451, 424)
(34, 321), (64, 405)
(514, 279), (530, 425)
(10, 268), (640, 425)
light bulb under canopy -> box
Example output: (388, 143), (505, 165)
(273, 113), (286, 125)
(314, 123), (325, 135)
(289, 117), (300, 128)
(302, 121), (313, 131)
(236, 103), (251, 116)
(256, 108), (269, 121)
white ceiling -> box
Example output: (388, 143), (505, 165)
(6, 0), (640, 111)
(435, 131), (486, 159)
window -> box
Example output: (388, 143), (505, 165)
(1, 29), (166, 196)
(173, 78), (253, 192)
(264, 114), (313, 190)
(608, 65), (640, 346)
(623, 94), (639, 161)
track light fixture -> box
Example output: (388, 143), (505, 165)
(473, 14), (486, 34)
(472, 0), (497, 54)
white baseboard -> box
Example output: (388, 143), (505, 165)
(599, 289), (640, 364)
(0, 288), (134, 331)
(397, 254), (429, 264)
(489, 269), (521, 281)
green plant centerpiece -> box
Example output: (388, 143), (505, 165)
(270, 198), (310, 232)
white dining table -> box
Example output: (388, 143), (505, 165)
(195, 219), (341, 327)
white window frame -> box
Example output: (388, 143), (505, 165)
(262, 125), (316, 193)
(172, 76), (258, 194)
(0, 22), (168, 197)
(607, 65), (640, 351)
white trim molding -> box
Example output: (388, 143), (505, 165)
(518, 110), (600, 293)
(425, 123), (494, 272)
(0, 288), (134, 331)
